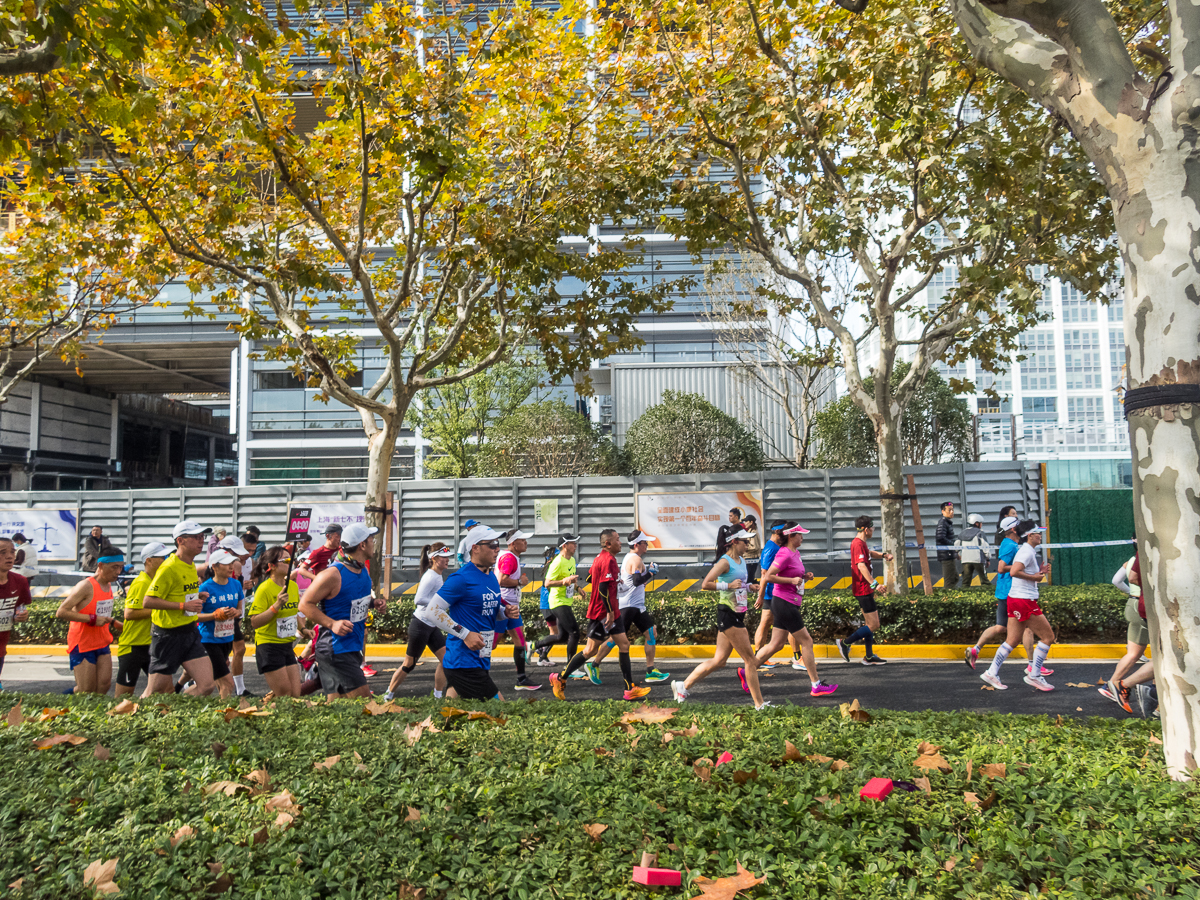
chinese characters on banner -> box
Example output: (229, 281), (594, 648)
(287, 502), (398, 554)
(633, 491), (763, 550)
(0, 508), (78, 561)
(532, 499), (559, 535)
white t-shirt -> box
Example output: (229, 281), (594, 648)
(413, 569), (444, 609)
(618, 551), (647, 611)
(494, 550), (523, 603)
(15, 544), (38, 579)
(1007, 543), (1042, 600)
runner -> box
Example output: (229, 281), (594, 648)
(456, 518), (482, 565)
(494, 529), (540, 692)
(218, 534), (254, 697)
(299, 523), (385, 698)
(531, 534), (581, 665)
(0, 537), (33, 691)
(196, 548), (245, 699)
(384, 542), (452, 700)
(979, 520), (1055, 691)
(114, 541), (169, 697)
(296, 524), (341, 582)
(1101, 546), (1146, 704)
(56, 547), (125, 695)
(753, 521), (804, 670)
(532, 545), (559, 666)
(249, 545), (302, 698)
(589, 529), (669, 685)
(964, 515), (1038, 673)
(142, 521), (217, 697)
(671, 526), (768, 709)
(835, 516), (892, 666)
(752, 522), (838, 697)
(549, 529), (651, 701)
(415, 524), (520, 700)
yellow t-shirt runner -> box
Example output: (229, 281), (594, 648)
(117, 571), (152, 654)
(148, 554), (202, 630)
(249, 579), (301, 645)
(546, 554), (577, 609)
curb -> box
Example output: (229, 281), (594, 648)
(6, 642), (1141, 661)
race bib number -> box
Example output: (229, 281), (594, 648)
(185, 592), (199, 617)
(565, 583), (575, 599)
(214, 617), (235, 638)
(733, 587), (749, 613)
(275, 616), (298, 639)
(478, 630), (494, 660)
(94, 599), (114, 619)
(0, 609), (12, 631)
(349, 596), (371, 623)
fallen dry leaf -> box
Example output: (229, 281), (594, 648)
(805, 733), (814, 744)
(397, 882), (427, 900)
(108, 699), (138, 716)
(264, 791), (301, 816)
(783, 740), (802, 762)
(223, 705), (273, 722)
(979, 763), (1007, 779)
(32, 734), (87, 750)
(1150, 735), (1163, 745)
(1065, 682), (1094, 688)
(631, 736), (640, 750)
(405, 806), (421, 823)
(274, 812), (295, 829)
(83, 858), (119, 895)
(262, 691), (276, 703)
(914, 776), (931, 794)
(5, 702), (22, 727)
(594, 747), (614, 758)
(943, 856), (958, 872)
(251, 826), (269, 846)
(313, 755), (341, 770)
(210, 873), (234, 894)
(403, 716), (442, 746)
(203, 781), (250, 797)
(207, 862), (223, 875)
(830, 760), (848, 772)
(465, 710), (507, 725)
(583, 823), (608, 841)
(94, 744), (111, 761)
(805, 754), (833, 764)
(980, 685), (995, 691)
(966, 759), (973, 781)
(981, 790), (998, 810)
(617, 704), (677, 725)
(839, 699), (871, 724)
(8, 876), (23, 892)
(690, 861), (766, 899)
(245, 769), (271, 790)
(365, 700), (413, 715)
(171, 825), (195, 848)
(613, 722), (636, 735)
(964, 791), (981, 810)
(914, 742), (953, 773)
(731, 769), (759, 785)
(693, 758), (713, 782)
(36, 707), (69, 723)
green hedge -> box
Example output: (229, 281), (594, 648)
(11, 585), (1128, 646)
(0, 694), (1188, 899)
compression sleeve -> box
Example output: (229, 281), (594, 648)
(1112, 566), (1130, 595)
(414, 593), (471, 641)
(631, 569), (655, 587)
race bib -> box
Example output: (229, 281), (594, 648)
(214, 617), (235, 638)
(565, 583), (575, 599)
(349, 595), (371, 623)
(185, 592), (199, 617)
(0, 609), (12, 631)
(733, 587), (749, 613)
(275, 616), (298, 639)
(94, 599), (114, 619)
(478, 630), (494, 660)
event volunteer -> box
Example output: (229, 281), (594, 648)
(56, 547), (126, 695)
(114, 541), (170, 696)
(0, 537), (32, 691)
(416, 524), (520, 701)
(249, 545), (303, 698)
(141, 521), (217, 697)
(299, 523), (386, 699)
(196, 548), (245, 699)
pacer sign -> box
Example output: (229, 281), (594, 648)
(633, 490), (763, 551)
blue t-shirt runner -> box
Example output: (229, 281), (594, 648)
(198, 577), (243, 644)
(995, 538), (1019, 600)
(437, 563), (505, 671)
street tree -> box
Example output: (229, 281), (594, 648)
(622, 0), (1113, 590)
(624, 390), (766, 475)
(477, 400), (626, 478)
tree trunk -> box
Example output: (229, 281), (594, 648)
(875, 412), (909, 594)
(364, 416), (402, 592)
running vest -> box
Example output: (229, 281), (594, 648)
(67, 576), (116, 653)
(618, 551), (647, 611)
(317, 559), (374, 654)
(494, 550), (523, 604)
(716, 553), (749, 612)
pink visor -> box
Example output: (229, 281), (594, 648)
(784, 524), (810, 535)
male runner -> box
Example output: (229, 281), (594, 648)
(57, 548), (126, 695)
(836, 516), (892, 665)
(494, 528), (539, 691)
(590, 529), (669, 684)
(416, 524), (519, 700)
(531, 534), (581, 663)
(296, 523), (342, 581)
(964, 515), (1038, 672)
(115, 541), (169, 697)
(142, 521), (217, 697)
(0, 536), (33, 691)
(299, 523), (387, 699)
(550, 529), (651, 701)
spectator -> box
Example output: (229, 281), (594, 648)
(243, 527), (265, 564)
(12, 533), (38, 580)
(714, 507), (744, 561)
(935, 501), (960, 589)
(205, 528), (228, 565)
(80, 525), (115, 571)
(956, 513), (991, 587)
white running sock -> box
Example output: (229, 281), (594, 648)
(433, 690), (443, 699)
(1032, 641), (1050, 674)
(987, 642), (1013, 677)
(233, 675), (245, 693)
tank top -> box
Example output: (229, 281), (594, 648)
(315, 559), (374, 655)
(617, 551), (647, 611)
(67, 576), (115, 653)
(494, 550), (523, 604)
(716, 554), (749, 612)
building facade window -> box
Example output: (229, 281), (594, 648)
(1063, 329), (1103, 390)
(1060, 283), (1098, 322)
(1019, 331), (1056, 391)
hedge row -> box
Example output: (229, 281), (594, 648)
(11, 585), (1129, 646)
(0, 693), (1187, 899)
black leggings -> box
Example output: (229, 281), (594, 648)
(534, 606), (580, 660)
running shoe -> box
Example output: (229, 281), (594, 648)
(585, 661), (602, 685)
(1024, 664), (1055, 677)
(737, 667), (750, 694)
(1023, 673), (1055, 692)
(671, 680), (690, 702)
(1115, 679), (1133, 712)
(791, 658), (807, 671)
(835, 638), (851, 663)
(537, 655), (554, 667)
(1098, 680), (1119, 702)
(809, 681), (838, 697)
(237, 689), (258, 698)
(383, 690), (395, 702)
(755, 701), (775, 710)
(360, 664), (378, 678)
(515, 676), (541, 692)
(964, 646), (979, 670)
(623, 685), (652, 701)
(644, 668), (670, 682)
(568, 669), (587, 680)
(862, 655), (887, 666)
(980, 671), (1007, 690)
(549, 672), (565, 700)
(758, 662), (778, 672)
(1134, 683), (1157, 718)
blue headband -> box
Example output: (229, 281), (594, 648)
(97, 554), (125, 564)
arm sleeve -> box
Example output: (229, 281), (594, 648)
(630, 568), (655, 587)
(1112, 566), (1130, 594)
(414, 592), (471, 640)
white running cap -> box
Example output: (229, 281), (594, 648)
(1000, 516), (1020, 532)
(505, 529), (532, 543)
(209, 549), (239, 566)
(341, 523), (379, 548)
(429, 545), (454, 558)
(219, 535), (249, 557)
(139, 541), (171, 562)
(464, 524), (504, 554)
(172, 520), (211, 539)
(628, 532), (652, 545)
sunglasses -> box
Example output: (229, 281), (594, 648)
(480, 540), (501, 550)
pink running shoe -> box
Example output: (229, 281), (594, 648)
(810, 681), (838, 697)
(737, 667), (750, 694)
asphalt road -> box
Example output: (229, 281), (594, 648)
(0, 653), (1143, 720)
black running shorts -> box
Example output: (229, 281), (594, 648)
(148, 624), (207, 675)
(444, 666), (500, 701)
(770, 596), (806, 634)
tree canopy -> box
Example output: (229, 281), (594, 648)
(624, 390), (765, 475)
(477, 400), (626, 479)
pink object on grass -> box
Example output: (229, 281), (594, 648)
(860, 777), (894, 801)
(632, 867), (682, 886)
(716, 751), (734, 767)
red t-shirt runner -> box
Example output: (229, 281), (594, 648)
(306, 544), (338, 574)
(850, 536), (873, 597)
(0, 571), (33, 661)
(587, 550), (620, 620)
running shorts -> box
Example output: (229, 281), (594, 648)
(1006, 596), (1044, 622)
(148, 624), (206, 675)
(444, 666), (500, 701)
(716, 606), (747, 632)
(314, 646), (367, 693)
(256, 642), (298, 674)
(854, 592), (878, 615)
(618, 607), (654, 637)
(115, 645), (150, 688)
(994, 596), (1008, 627)
(770, 596), (806, 634)
(202, 641), (232, 680)
(496, 613), (524, 633)
(405, 617), (446, 659)
(233, 619), (244, 643)
(68, 645), (111, 669)
(1125, 596), (1149, 646)
(586, 616), (613, 642)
